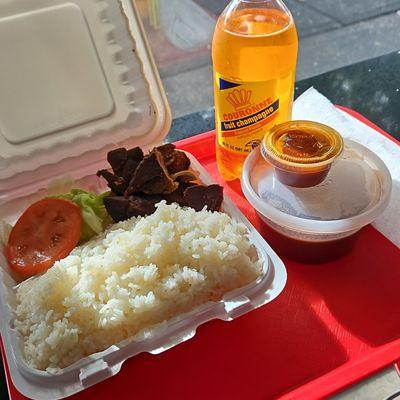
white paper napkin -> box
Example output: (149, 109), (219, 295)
(293, 87), (400, 247)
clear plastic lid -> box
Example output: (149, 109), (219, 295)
(0, 0), (171, 195)
(242, 139), (392, 234)
(261, 120), (344, 167)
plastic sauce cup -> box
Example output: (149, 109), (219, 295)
(261, 121), (344, 188)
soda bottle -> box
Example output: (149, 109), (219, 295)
(212, 0), (298, 181)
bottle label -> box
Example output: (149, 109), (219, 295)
(215, 74), (280, 154)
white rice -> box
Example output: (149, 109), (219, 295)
(14, 202), (262, 370)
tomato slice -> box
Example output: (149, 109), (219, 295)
(5, 198), (82, 278)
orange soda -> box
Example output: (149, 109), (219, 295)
(212, 0), (298, 181)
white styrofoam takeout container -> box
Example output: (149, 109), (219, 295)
(0, 1), (287, 399)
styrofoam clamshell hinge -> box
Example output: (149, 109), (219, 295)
(149, 329), (197, 355)
(223, 296), (252, 319)
(79, 360), (113, 388)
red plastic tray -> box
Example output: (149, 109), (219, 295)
(2, 107), (400, 400)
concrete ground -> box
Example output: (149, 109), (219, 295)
(153, 0), (400, 119)
(333, 367), (400, 400)
(137, 1), (400, 399)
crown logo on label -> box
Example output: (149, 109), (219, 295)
(226, 89), (252, 110)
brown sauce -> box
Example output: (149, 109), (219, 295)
(278, 130), (331, 158)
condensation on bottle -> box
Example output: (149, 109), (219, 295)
(212, 0), (298, 181)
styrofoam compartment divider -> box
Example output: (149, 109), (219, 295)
(0, 150), (287, 400)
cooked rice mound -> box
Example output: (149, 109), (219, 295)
(14, 202), (262, 370)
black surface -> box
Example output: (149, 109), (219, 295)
(0, 361), (7, 400)
(168, 51), (400, 142)
(295, 51), (400, 138)
(2, 52), (399, 400)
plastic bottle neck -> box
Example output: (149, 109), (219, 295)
(237, 0), (274, 2)
(226, 0), (289, 13)
(233, 0), (285, 4)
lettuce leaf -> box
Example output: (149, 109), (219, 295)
(53, 189), (111, 244)
(0, 221), (12, 246)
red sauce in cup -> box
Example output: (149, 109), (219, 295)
(257, 216), (361, 263)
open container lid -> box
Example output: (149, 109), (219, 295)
(0, 0), (171, 198)
(242, 139), (392, 236)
